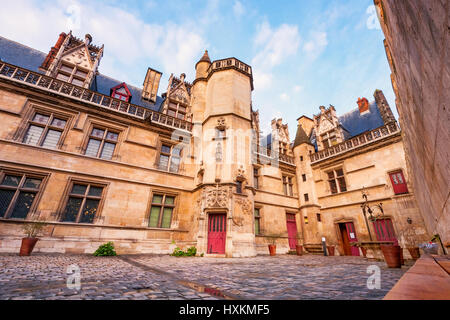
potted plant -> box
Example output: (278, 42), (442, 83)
(295, 243), (303, 256)
(267, 235), (278, 256)
(380, 244), (402, 268)
(20, 219), (47, 256)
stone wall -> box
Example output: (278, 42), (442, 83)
(375, 0), (449, 246)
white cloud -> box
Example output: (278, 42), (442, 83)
(293, 85), (303, 93)
(303, 31), (328, 59)
(0, 0), (208, 87)
(280, 93), (290, 102)
(233, 1), (245, 18)
(251, 20), (301, 91)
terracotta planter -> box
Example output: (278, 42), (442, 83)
(327, 246), (335, 256)
(407, 247), (420, 260)
(380, 245), (401, 268)
(361, 247), (367, 258)
(268, 244), (276, 256)
(295, 245), (303, 256)
(19, 238), (39, 256)
(400, 248), (405, 265)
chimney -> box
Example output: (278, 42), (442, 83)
(142, 67), (162, 103)
(40, 32), (67, 70)
(357, 97), (370, 114)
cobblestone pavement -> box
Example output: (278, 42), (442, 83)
(0, 254), (410, 300)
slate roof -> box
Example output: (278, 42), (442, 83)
(0, 35), (163, 112)
(293, 125), (313, 148)
(338, 101), (384, 138)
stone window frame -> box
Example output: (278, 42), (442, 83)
(253, 166), (261, 190)
(0, 167), (50, 220)
(254, 205), (263, 236)
(80, 120), (125, 161)
(326, 167), (347, 194)
(57, 177), (109, 224)
(14, 104), (74, 150)
(145, 189), (179, 229)
(56, 62), (89, 87)
(166, 99), (188, 120)
(386, 168), (409, 195)
(282, 174), (294, 197)
(154, 138), (183, 173)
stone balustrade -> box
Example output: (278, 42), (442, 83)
(0, 62), (193, 132)
(310, 122), (400, 164)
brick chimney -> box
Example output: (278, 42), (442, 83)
(40, 32), (66, 71)
(357, 97), (370, 114)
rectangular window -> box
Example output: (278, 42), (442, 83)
(317, 213), (321, 222)
(300, 156), (303, 162)
(57, 63), (88, 87)
(304, 193), (309, 202)
(253, 168), (259, 189)
(283, 176), (293, 196)
(236, 181), (243, 194)
(158, 144), (182, 173)
(302, 174), (306, 182)
(85, 128), (119, 160)
(327, 168), (347, 194)
(389, 170), (408, 195)
(148, 194), (175, 228)
(0, 172), (45, 219)
(254, 208), (261, 235)
(61, 182), (105, 224)
(166, 101), (186, 120)
(22, 112), (67, 149)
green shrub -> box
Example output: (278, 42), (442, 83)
(93, 242), (117, 256)
(171, 246), (197, 257)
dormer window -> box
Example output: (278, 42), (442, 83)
(110, 83), (132, 103)
(56, 63), (88, 87)
(167, 101), (187, 120)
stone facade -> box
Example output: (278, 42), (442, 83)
(0, 32), (429, 258)
(374, 0), (449, 248)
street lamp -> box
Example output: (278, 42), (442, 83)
(361, 189), (385, 241)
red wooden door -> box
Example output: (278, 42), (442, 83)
(286, 214), (298, 249)
(207, 214), (226, 254)
(345, 222), (360, 256)
(389, 171), (408, 194)
(373, 218), (398, 245)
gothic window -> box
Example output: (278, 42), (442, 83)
(327, 168), (347, 194)
(254, 208), (261, 235)
(283, 176), (293, 196)
(56, 63), (88, 87)
(111, 83), (132, 102)
(167, 101), (187, 120)
(22, 112), (68, 149)
(158, 144), (182, 173)
(148, 194), (175, 228)
(60, 182), (105, 224)
(389, 170), (408, 195)
(85, 128), (119, 160)
(0, 172), (46, 219)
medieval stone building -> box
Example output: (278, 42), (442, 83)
(0, 32), (428, 258)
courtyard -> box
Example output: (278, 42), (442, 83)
(0, 254), (410, 300)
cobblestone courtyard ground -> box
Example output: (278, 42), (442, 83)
(0, 254), (410, 300)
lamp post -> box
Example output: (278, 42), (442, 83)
(361, 190), (385, 241)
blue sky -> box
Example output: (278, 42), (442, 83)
(0, 0), (395, 138)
